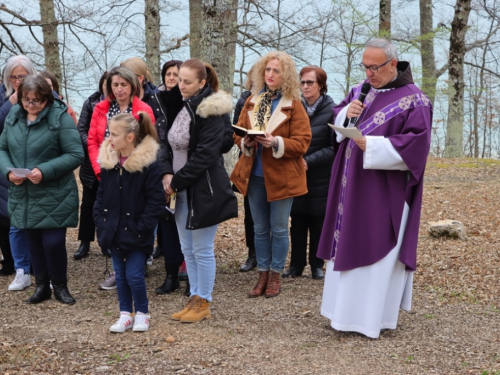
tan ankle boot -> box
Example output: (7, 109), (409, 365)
(171, 295), (199, 321)
(265, 271), (281, 298)
(180, 297), (211, 323)
(248, 271), (269, 298)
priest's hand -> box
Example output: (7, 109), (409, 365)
(347, 100), (365, 120)
(353, 137), (366, 151)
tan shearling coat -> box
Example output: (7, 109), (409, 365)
(230, 94), (311, 202)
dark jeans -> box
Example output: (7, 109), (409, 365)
(25, 228), (68, 281)
(0, 224), (13, 270)
(159, 215), (183, 268)
(290, 214), (325, 270)
(111, 249), (148, 313)
(78, 180), (98, 242)
(243, 195), (255, 251)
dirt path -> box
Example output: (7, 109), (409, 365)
(1, 158), (499, 374)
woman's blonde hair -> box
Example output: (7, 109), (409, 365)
(109, 111), (158, 146)
(251, 51), (300, 100)
(120, 57), (153, 83)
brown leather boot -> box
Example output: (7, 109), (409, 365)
(265, 271), (281, 298)
(171, 295), (199, 321)
(248, 271), (269, 298)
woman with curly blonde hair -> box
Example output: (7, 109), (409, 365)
(231, 51), (311, 298)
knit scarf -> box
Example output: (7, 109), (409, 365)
(252, 87), (281, 131)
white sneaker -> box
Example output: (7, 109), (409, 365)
(132, 313), (150, 332)
(8, 269), (31, 291)
(146, 255), (153, 266)
(110, 313), (134, 333)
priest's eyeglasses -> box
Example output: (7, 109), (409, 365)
(358, 59), (393, 73)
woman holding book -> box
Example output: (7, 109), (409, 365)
(231, 51), (311, 298)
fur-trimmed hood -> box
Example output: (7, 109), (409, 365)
(196, 90), (233, 118)
(98, 135), (159, 173)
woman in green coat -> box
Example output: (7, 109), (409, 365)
(0, 75), (84, 305)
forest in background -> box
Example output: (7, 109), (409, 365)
(0, 0), (499, 159)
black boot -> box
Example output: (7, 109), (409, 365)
(155, 275), (180, 294)
(74, 241), (90, 260)
(239, 248), (257, 272)
(152, 245), (163, 259)
(26, 273), (52, 304)
(51, 278), (76, 305)
(184, 276), (191, 296)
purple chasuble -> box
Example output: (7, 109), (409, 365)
(316, 62), (432, 272)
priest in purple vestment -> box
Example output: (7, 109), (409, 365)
(317, 38), (432, 338)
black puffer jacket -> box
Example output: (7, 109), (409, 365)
(233, 90), (252, 125)
(291, 95), (336, 217)
(77, 91), (103, 188)
(157, 84), (238, 230)
(141, 81), (159, 108)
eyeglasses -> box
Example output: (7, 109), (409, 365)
(358, 59), (394, 73)
(21, 98), (43, 107)
(9, 75), (27, 82)
(300, 80), (316, 87)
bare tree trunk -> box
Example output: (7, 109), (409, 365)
(145, 0), (161, 85)
(189, 0), (238, 93)
(39, 0), (62, 81)
(379, 0), (391, 37)
(444, 0), (472, 158)
(419, 0), (437, 106)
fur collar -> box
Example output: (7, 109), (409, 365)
(196, 90), (233, 118)
(98, 135), (159, 173)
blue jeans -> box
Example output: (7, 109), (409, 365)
(247, 175), (293, 273)
(10, 227), (30, 274)
(111, 249), (148, 314)
(174, 190), (217, 301)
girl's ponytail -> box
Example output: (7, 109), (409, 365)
(135, 111), (159, 144)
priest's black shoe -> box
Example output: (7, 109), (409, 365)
(26, 273), (52, 304)
(52, 279), (76, 305)
(311, 267), (324, 280)
(239, 256), (257, 272)
(74, 241), (90, 260)
(282, 266), (304, 278)
(152, 245), (163, 259)
(155, 274), (179, 295)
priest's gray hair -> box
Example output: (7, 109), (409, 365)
(365, 38), (399, 61)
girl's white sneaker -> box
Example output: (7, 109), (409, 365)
(132, 313), (150, 332)
(110, 313), (134, 333)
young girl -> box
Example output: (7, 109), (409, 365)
(94, 112), (164, 333)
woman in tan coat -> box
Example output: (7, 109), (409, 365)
(231, 51), (311, 298)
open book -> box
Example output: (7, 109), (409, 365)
(232, 125), (266, 139)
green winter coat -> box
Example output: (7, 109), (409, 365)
(0, 99), (84, 229)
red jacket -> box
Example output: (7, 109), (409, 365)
(88, 96), (155, 178)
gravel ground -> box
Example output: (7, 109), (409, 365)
(1, 157), (499, 374)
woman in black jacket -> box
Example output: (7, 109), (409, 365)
(283, 66), (335, 280)
(74, 71), (108, 260)
(159, 59), (237, 323)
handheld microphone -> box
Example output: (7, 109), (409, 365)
(349, 82), (371, 126)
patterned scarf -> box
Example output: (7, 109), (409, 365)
(253, 87), (281, 131)
(302, 95), (324, 117)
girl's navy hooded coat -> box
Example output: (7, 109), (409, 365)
(93, 135), (165, 256)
